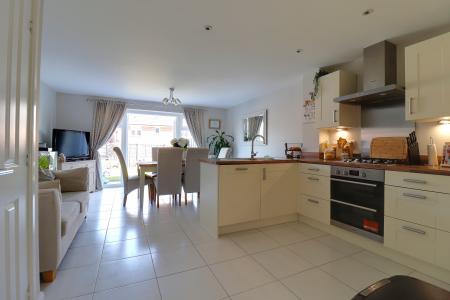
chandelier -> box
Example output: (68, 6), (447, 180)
(162, 87), (182, 105)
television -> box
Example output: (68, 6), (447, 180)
(52, 129), (91, 161)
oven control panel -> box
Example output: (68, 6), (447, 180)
(331, 166), (385, 182)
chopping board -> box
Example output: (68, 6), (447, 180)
(370, 137), (408, 160)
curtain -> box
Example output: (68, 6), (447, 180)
(90, 100), (126, 190)
(247, 116), (263, 140)
(183, 107), (205, 147)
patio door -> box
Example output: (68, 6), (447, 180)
(0, 0), (40, 299)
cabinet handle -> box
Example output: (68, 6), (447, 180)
(307, 176), (320, 181)
(307, 198), (319, 204)
(333, 109), (338, 123)
(409, 97), (414, 114)
(402, 225), (426, 235)
(402, 193), (427, 200)
(307, 167), (320, 172)
(403, 178), (427, 184)
(235, 167), (248, 171)
(262, 168), (266, 180)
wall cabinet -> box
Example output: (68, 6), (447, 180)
(261, 164), (298, 219)
(218, 165), (261, 226)
(59, 160), (96, 193)
(405, 31), (450, 121)
(316, 70), (359, 129)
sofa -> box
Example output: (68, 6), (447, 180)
(38, 167), (90, 282)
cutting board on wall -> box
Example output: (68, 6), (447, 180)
(370, 137), (408, 160)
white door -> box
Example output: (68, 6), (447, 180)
(0, 0), (34, 299)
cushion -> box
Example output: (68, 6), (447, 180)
(61, 201), (81, 237)
(38, 179), (61, 192)
(62, 192), (90, 214)
(54, 168), (89, 192)
(39, 168), (55, 182)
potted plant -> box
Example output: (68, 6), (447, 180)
(313, 69), (329, 99)
(207, 130), (234, 157)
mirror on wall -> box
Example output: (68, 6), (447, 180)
(243, 110), (267, 144)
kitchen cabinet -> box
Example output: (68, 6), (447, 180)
(384, 170), (450, 271)
(405, 31), (450, 121)
(218, 165), (261, 226)
(260, 164), (298, 219)
(298, 163), (331, 224)
(316, 70), (360, 129)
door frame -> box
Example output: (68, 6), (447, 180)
(26, 0), (44, 298)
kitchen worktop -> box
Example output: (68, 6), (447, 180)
(200, 158), (450, 176)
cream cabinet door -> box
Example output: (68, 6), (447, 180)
(260, 164), (297, 219)
(436, 229), (450, 271)
(298, 194), (330, 224)
(317, 71), (339, 128)
(405, 32), (450, 121)
(218, 165), (261, 226)
(299, 173), (330, 200)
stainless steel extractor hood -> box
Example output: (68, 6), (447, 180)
(334, 41), (405, 104)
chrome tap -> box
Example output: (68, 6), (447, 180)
(251, 135), (265, 159)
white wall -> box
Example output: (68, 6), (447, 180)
(39, 82), (57, 145)
(226, 82), (303, 158)
(54, 92), (227, 146)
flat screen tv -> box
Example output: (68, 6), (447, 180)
(52, 129), (91, 161)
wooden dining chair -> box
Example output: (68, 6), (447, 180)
(182, 148), (209, 204)
(154, 148), (183, 208)
(113, 147), (154, 206)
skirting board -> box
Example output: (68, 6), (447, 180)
(299, 215), (450, 284)
(218, 214), (299, 235)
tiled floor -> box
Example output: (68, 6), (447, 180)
(42, 188), (450, 300)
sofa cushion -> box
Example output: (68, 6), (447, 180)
(38, 179), (61, 192)
(54, 168), (89, 192)
(61, 202), (81, 237)
(61, 192), (90, 214)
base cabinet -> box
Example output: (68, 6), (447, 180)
(298, 194), (330, 224)
(260, 164), (298, 219)
(59, 160), (96, 193)
(218, 165), (261, 226)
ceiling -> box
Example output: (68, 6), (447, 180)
(41, 0), (450, 108)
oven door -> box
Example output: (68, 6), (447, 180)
(330, 176), (384, 240)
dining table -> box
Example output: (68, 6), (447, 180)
(137, 161), (158, 205)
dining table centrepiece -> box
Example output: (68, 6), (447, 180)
(170, 137), (189, 149)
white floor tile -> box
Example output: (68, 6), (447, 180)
(59, 244), (103, 270)
(105, 225), (146, 243)
(151, 245), (206, 277)
(316, 235), (362, 255)
(288, 240), (346, 266)
(107, 217), (142, 229)
(93, 279), (160, 300)
(260, 225), (313, 245)
(101, 238), (150, 261)
(42, 264), (98, 300)
(228, 231), (279, 254)
(158, 267), (227, 300)
(195, 239), (246, 265)
(210, 256), (275, 295)
(252, 247), (313, 279)
(71, 230), (106, 248)
(320, 257), (387, 291)
(68, 295), (93, 300)
(287, 222), (327, 238)
(281, 268), (356, 300)
(95, 255), (156, 292)
(352, 251), (414, 276)
(148, 231), (192, 252)
(231, 282), (297, 300)
(79, 218), (110, 232)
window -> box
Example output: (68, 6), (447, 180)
(98, 109), (196, 187)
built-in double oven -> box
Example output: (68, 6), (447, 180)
(330, 166), (385, 242)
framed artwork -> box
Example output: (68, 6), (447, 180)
(208, 119), (221, 129)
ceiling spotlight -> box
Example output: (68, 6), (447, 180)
(296, 49), (303, 54)
(439, 119), (450, 125)
(204, 25), (213, 31)
(362, 9), (374, 16)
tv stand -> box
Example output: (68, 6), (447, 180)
(58, 160), (96, 193)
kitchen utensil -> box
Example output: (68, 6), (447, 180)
(407, 131), (421, 165)
(427, 137), (439, 166)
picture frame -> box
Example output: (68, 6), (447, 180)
(208, 119), (221, 129)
